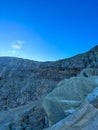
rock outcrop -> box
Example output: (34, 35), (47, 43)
(42, 76), (98, 125)
(78, 68), (98, 77)
(43, 84), (98, 130)
(43, 99), (98, 130)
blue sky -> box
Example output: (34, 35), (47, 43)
(0, 0), (98, 61)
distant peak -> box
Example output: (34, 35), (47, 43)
(90, 45), (98, 52)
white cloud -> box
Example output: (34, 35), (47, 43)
(12, 44), (21, 49)
(11, 50), (17, 53)
(17, 40), (25, 44)
(11, 40), (25, 51)
(10, 40), (25, 54)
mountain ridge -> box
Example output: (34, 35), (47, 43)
(0, 45), (98, 129)
(0, 45), (98, 62)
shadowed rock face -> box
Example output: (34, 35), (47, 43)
(0, 46), (98, 129)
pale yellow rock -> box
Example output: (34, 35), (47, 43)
(42, 76), (98, 125)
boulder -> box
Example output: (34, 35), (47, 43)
(42, 76), (98, 125)
(43, 86), (98, 130)
(43, 99), (98, 130)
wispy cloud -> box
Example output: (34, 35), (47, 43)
(12, 44), (22, 50)
(17, 40), (25, 44)
(11, 40), (25, 50)
(11, 40), (25, 53)
(11, 50), (17, 54)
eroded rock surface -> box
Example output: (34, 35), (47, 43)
(43, 83), (98, 130)
(0, 100), (46, 130)
(78, 68), (98, 77)
(42, 76), (98, 125)
(43, 99), (98, 130)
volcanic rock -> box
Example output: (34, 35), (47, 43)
(42, 76), (98, 125)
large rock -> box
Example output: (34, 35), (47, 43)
(43, 99), (98, 130)
(42, 76), (98, 125)
(43, 85), (98, 130)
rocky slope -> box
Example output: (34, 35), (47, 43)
(0, 45), (98, 129)
(0, 46), (98, 109)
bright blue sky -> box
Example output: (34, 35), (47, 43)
(0, 0), (98, 61)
